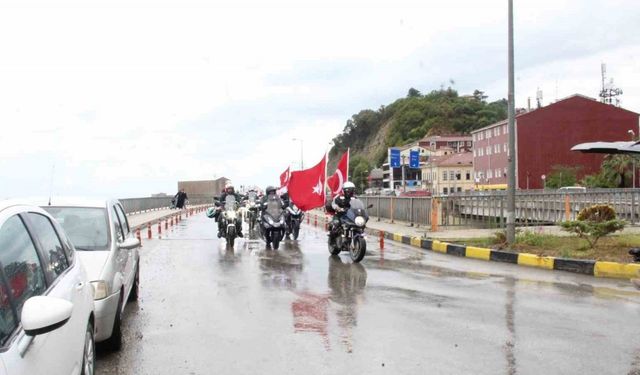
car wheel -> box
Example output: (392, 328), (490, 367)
(128, 261), (140, 302)
(105, 295), (123, 352)
(82, 321), (95, 375)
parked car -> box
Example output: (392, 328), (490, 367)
(558, 186), (587, 193)
(399, 190), (432, 197)
(39, 198), (140, 351)
(0, 201), (95, 375)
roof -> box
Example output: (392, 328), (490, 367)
(426, 152), (473, 167)
(419, 135), (472, 143)
(471, 93), (640, 134)
(19, 196), (111, 208)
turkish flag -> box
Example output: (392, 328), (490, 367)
(280, 166), (291, 188)
(288, 155), (327, 211)
(327, 149), (349, 197)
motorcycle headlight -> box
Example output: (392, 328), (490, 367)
(267, 217), (275, 225)
(90, 280), (109, 300)
(228, 211), (236, 220)
(355, 216), (366, 227)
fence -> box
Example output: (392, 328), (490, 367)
(360, 190), (640, 229)
(119, 195), (216, 214)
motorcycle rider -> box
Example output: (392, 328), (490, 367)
(216, 183), (245, 238)
(260, 186), (286, 210)
(328, 181), (356, 246)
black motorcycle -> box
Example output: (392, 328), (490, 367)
(328, 198), (370, 263)
(259, 198), (286, 250)
(285, 203), (304, 240)
(245, 192), (260, 232)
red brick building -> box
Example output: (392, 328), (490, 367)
(472, 94), (639, 189)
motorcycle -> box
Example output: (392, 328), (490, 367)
(328, 198), (370, 263)
(285, 203), (304, 240)
(259, 198), (286, 250)
(220, 195), (241, 247)
(245, 192), (260, 232)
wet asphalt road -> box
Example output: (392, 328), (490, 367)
(97, 214), (640, 375)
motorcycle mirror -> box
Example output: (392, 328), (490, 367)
(367, 204), (374, 209)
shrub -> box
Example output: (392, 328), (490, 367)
(561, 205), (626, 249)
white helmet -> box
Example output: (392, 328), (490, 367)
(343, 181), (356, 189)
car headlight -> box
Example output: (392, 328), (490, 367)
(90, 280), (109, 300)
(355, 216), (366, 227)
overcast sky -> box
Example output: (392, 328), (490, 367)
(1, 0), (638, 198)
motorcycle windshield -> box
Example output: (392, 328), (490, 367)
(265, 198), (283, 220)
(247, 192), (258, 202)
(346, 198), (368, 222)
(225, 195), (238, 211)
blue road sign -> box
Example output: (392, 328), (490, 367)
(389, 148), (401, 168)
(409, 149), (420, 168)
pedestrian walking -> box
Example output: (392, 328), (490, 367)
(173, 188), (188, 209)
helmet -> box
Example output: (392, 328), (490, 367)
(265, 186), (277, 195)
(225, 182), (235, 194)
(342, 181), (356, 198)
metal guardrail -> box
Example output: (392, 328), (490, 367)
(119, 195), (216, 214)
(361, 190), (640, 229)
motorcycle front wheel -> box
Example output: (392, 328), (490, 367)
(350, 236), (366, 263)
(328, 237), (341, 255)
(293, 225), (300, 240)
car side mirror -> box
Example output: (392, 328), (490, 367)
(22, 296), (73, 337)
(118, 237), (140, 250)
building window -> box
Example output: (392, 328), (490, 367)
(486, 146), (491, 155)
(443, 187), (448, 194)
(457, 187), (462, 192)
(472, 134), (476, 142)
(504, 125), (508, 134)
(504, 167), (508, 176)
(467, 141), (471, 146)
(494, 144), (499, 153)
(479, 133), (484, 141)
(488, 170), (493, 179)
(496, 127), (500, 136)
(486, 130), (491, 139)
(443, 171), (448, 181)
(449, 171), (455, 180)
(466, 171), (470, 180)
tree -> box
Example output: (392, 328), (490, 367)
(580, 172), (616, 188)
(602, 154), (633, 188)
(349, 156), (371, 194)
(407, 88), (422, 98)
(560, 205), (626, 248)
(544, 165), (581, 188)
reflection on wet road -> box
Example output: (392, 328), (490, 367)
(96, 215), (640, 374)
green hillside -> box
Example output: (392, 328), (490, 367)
(329, 87), (508, 190)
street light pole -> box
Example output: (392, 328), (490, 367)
(292, 138), (304, 170)
(506, 0), (517, 245)
(629, 130), (636, 189)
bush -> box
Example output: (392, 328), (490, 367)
(561, 205), (626, 249)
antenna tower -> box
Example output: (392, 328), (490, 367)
(599, 63), (623, 106)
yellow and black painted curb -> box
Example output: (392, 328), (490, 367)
(362, 227), (640, 280)
(305, 211), (640, 280)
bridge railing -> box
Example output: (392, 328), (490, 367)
(119, 195), (216, 214)
(360, 190), (640, 229)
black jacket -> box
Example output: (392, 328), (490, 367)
(174, 191), (188, 208)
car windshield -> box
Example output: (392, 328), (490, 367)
(43, 207), (109, 251)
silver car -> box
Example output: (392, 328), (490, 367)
(40, 198), (140, 351)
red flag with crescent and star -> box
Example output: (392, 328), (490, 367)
(287, 154), (327, 211)
(327, 149), (349, 198)
(280, 166), (291, 189)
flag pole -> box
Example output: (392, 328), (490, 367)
(324, 152), (328, 206)
(346, 148), (350, 181)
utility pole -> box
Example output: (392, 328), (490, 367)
(506, 0), (517, 245)
(401, 155), (407, 192)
